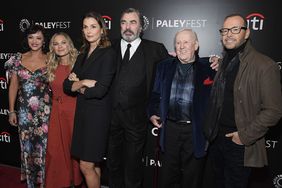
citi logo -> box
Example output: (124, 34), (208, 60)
(0, 132), (11, 143)
(0, 19), (3, 32)
(0, 77), (8, 90)
(246, 13), (264, 31)
(102, 15), (112, 30)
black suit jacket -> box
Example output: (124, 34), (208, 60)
(112, 38), (169, 108)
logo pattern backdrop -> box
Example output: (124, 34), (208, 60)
(1, 0), (281, 187)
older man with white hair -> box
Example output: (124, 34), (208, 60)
(148, 29), (217, 188)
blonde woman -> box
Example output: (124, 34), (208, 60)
(45, 32), (82, 188)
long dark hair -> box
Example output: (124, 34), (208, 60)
(80, 11), (111, 54)
(22, 24), (48, 53)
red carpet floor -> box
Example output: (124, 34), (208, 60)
(0, 164), (26, 188)
(0, 164), (108, 188)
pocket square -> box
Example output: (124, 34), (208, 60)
(203, 77), (213, 85)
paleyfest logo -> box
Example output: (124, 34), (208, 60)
(246, 13), (264, 31)
(265, 139), (278, 149)
(0, 53), (16, 60)
(277, 61), (282, 70)
(273, 174), (282, 188)
(19, 19), (71, 32)
(142, 15), (150, 31)
(0, 109), (9, 116)
(143, 156), (162, 167)
(19, 19), (31, 32)
(153, 18), (207, 28)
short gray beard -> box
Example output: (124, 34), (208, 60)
(121, 31), (141, 42)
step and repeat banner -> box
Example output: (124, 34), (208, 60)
(1, 0), (281, 187)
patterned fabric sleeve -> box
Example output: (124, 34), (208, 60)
(4, 52), (22, 79)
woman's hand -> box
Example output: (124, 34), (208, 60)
(78, 87), (86, 94)
(68, 73), (79, 82)
(82, 79), (97, 88)
(8, 112), (17, 127)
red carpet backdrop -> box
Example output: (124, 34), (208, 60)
(0, 0), (281, 187)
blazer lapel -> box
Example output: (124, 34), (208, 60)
(142, 41), (155, 95)
(163, 60), (177, 120)
(235, 55), (248, 86)
(112, 41), (123, 74)
(164, 60), (177, 99)
(80, 48), (106, 75)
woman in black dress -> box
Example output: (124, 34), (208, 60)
(63, 11), (116, 188)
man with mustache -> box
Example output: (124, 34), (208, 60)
(148, 29), (216, 188)
(204, 14), (282, 188)
(107, 8), (169, 188)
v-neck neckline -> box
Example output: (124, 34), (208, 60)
(19, 53), (46, 73)
(19, 62), (46, 73)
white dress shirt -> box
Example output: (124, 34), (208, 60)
(120, 38), (142, 60)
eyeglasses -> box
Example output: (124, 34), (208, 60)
(219, 26), (247, 36)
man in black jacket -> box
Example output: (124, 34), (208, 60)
(107, 8), (169, 188)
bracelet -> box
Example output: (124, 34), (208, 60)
(8, 111), (16, 115)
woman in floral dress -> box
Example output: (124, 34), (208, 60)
(5, 25), (51, 188)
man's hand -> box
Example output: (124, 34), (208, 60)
(168, 51), (176, 57)
(209, 55), (221, 71)
(225, 131), (243, 145)
(150, 115), (162, 128)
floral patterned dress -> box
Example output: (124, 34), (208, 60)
(5, 53), (51, 188)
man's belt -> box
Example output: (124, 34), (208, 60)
(168, 119), (192, 124)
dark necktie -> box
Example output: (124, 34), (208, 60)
(122, 43), (131, 64)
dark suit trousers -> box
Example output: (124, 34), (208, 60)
(107, 105), (147, 188)
(160, 120), (205, 188)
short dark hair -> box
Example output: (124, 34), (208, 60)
(121, 7), (144, 36)
(22, 24), (48, 53)
(224, 14), (248, 27)
(121, 8), (144, 28)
